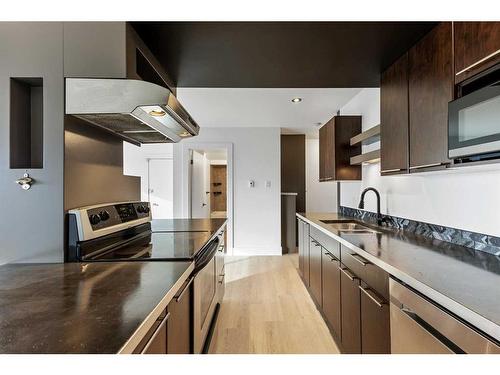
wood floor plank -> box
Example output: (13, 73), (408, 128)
(209, 255), (340, 354)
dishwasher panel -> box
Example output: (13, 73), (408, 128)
(389, 278), (500, 354)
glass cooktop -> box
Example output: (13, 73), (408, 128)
(90, 231), (214, 261)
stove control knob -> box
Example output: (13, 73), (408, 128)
(89, 214), (101, 225)
(99, 210), (110, 221)
(143, 205), (150, 214)
(137, 205), (145, 213)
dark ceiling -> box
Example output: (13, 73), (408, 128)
(132, 22), (437, 88)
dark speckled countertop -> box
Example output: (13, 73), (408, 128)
(0, 261), (193, 354)
(297, 212), (500, 342)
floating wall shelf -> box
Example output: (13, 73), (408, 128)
(350, 124), (380, 146)
(350, 149), (381, 165)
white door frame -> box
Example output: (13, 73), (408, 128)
(182, 142), (234, 254)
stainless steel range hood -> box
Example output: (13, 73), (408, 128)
(65, 78), (199, 145)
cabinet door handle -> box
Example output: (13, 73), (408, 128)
(456, 48), (500, 76)
(381, 168), (405, 174)
(339, 267), (358, 281)
(140, 312), (171, 354)
(311, 239), (320, 246)
(349, 252), (370, 266)
(409, 162), (447, 170)
(358, 285), (385, 308)
(324, 251), (338, 262)
(174, 277), (194, 302)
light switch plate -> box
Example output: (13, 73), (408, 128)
(265, 180), (271, 188)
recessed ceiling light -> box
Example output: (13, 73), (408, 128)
(291, 97), (302, 103)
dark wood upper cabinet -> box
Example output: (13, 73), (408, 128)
(380, 52), (409, 175)
(318, 116), (361, 181)
(454, 22), (500, 84)
(408, 22), (453, 172)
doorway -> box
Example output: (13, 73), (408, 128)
(183, 143), (233, 253)
(189, 148), (228, 219)
(210, 164), (227, 218)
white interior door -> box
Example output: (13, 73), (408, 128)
(148, 159), (173, 219)
(191, 150), (210, 218)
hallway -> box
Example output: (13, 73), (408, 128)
(209, 255), (340, 354)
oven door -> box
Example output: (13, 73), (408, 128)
(449, 83), (500, 159)
(193, 255), (218, 353)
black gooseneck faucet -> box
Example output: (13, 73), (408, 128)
(358, 187), (385, 226)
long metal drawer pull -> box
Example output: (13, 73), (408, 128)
(409, 162), (446, 170)
(456, 48), (500, 76)
(359, 285), (385, 307)
(399, 308), (461, 353)
(350, 253), (370, 266)
(381, 168), (405, 173)
(141, 312), (171, 354)
(174, 277), (194, 302)
(339, 267), (358, 281)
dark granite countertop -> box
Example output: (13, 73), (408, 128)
(297, 212), (500, 342)
(152, 218), (227, 234)
(0, 261), (193, 353)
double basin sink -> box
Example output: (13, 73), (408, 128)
(320, 220), (381, 235)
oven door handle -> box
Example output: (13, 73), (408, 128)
(192, 237), (220, 276)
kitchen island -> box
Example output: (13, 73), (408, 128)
(0, 261), (193, 353)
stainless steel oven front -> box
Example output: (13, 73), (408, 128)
(193, 228), (226, 353)
(449, 82), (500, 159)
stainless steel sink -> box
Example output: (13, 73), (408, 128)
(320, 220), (380, 234)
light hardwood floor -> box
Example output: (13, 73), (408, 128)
(209, 254), (340, 354)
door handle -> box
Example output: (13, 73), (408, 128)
(324, 251), (338, 262)
(409, 162), (447, 170)
(349, 252), (370, 266)
(456, 48), (500, 75)
(381, 168), (405, 174)
(140, 312), (171, 354)
(152, 203), (159, 206)
(339, 267), (358, 281)
(359, 285), (385, 308)
(174, 277), (194, 302)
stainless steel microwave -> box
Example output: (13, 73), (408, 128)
(448, 83), (500, 159)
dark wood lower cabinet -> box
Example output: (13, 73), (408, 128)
(359, 282), (390, 354)
(309, 237), (322, 306)
(167, 281), (192, 354)
(322, 251), (341, 339)
(298, 220), (304, 278)
(340, 266), (361, 354)
(299, 226), (390, 354)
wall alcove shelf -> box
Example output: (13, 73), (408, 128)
(350, 125), (381, 165)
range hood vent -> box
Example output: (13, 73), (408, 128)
(65, 78), (199, 145)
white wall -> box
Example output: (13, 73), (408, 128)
(173, 127), (281, 255)
(123, 142), (174, 202)
(306, 138), (338, 212)
(340, 88), (500, 237)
